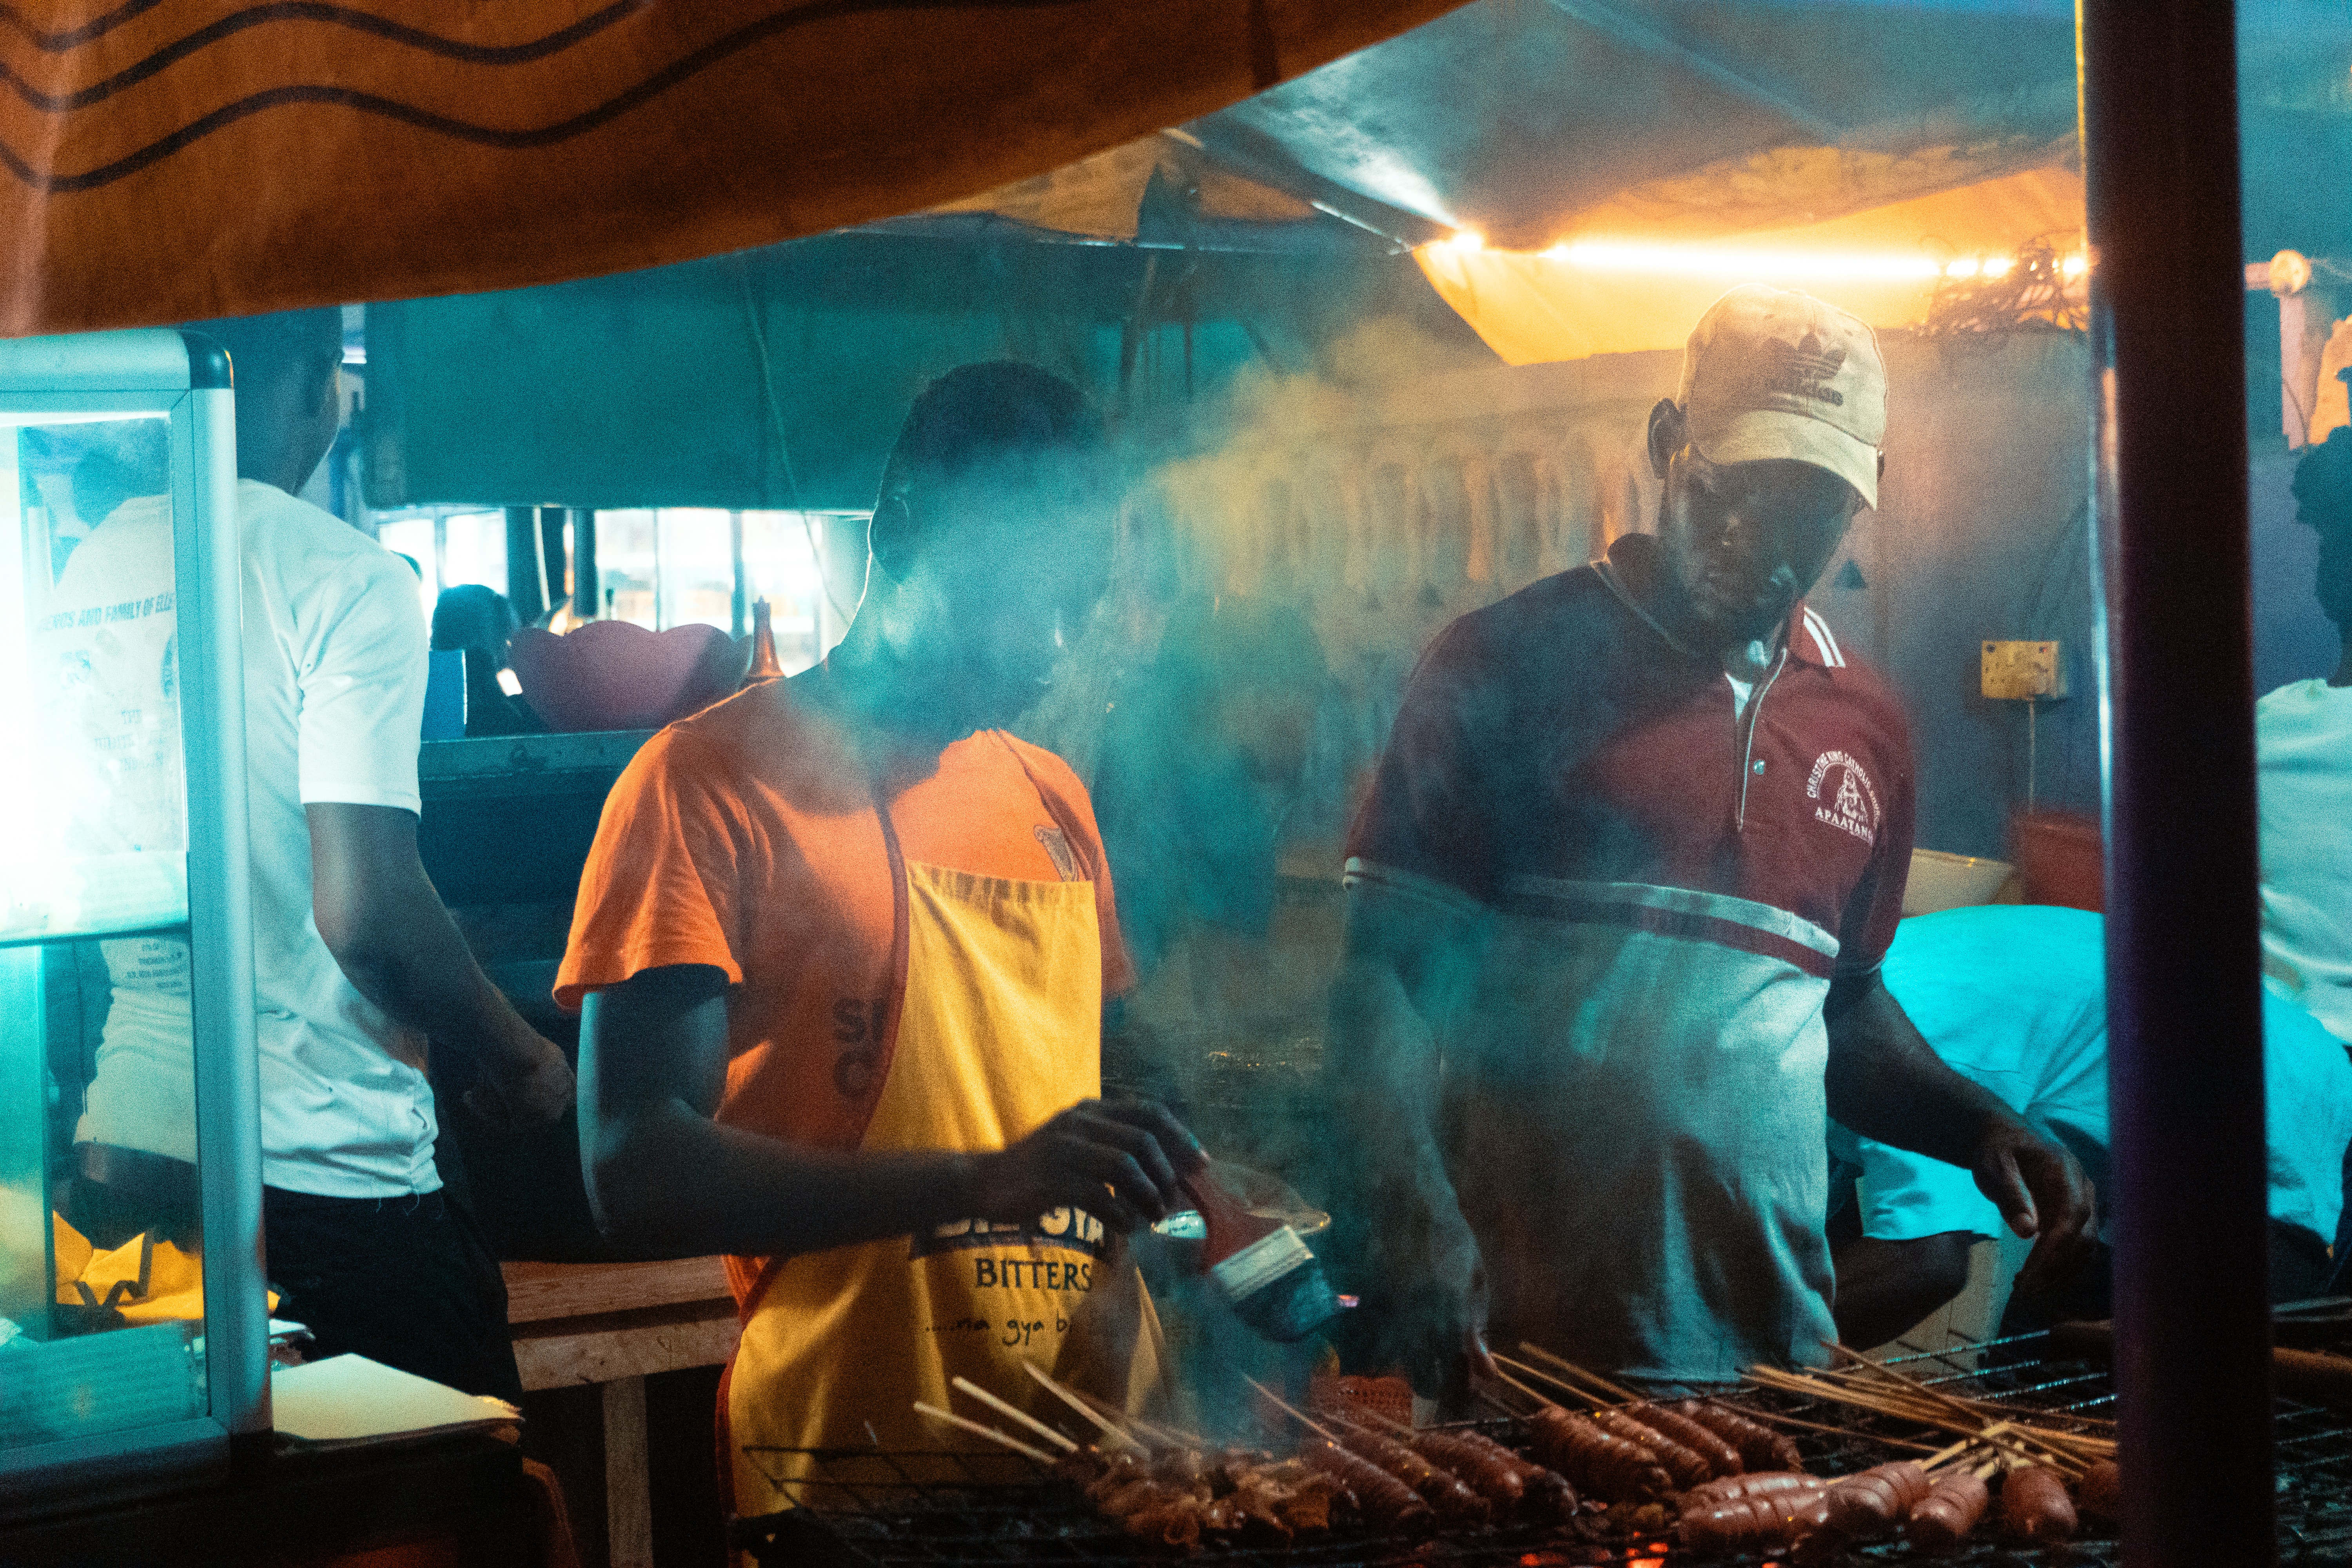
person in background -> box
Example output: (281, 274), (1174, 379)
(1327, 285), (2095, 1396)
(58, 310), (571, 1399)
(2264, 425), (2352, 1284)
(1828, 904), (2352, 1348)
(2261, 429), (2352, 1047)
(559, 363), (1201, 1517)
(431, 582), (539, 737)
(1089, 598), (1339, 1428)
(1093, 599), (1333, 1127)
(1093, 596), (1328, 983)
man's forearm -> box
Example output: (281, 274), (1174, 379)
(1327, 949), (1482, 1269)
(1830, 1231), (1976, 1349)
(1330, 956), (1449, 1180)
(1824, 978), (2022, 1163)
(586, 1097), (983, 1258)
(330, 878), (545, 1072)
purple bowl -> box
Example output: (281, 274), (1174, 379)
(508, 620), (749, 733)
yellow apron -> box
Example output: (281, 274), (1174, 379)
(727, 823), (1154, 1515)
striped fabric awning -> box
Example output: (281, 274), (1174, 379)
(0, 0), (1464, 335)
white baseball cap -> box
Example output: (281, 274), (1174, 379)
(1676, 284), (1888, 508)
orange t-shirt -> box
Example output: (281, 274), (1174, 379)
(554, 672), (1133, 1290)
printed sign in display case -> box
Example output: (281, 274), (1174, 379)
(0, 331), (264, 1515)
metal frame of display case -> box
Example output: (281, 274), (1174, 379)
(0, 330), (263, 1514)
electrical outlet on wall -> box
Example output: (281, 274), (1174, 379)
(1982, 639), (2065, 700)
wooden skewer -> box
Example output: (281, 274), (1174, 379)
(1750, 1372), (1988, 1435)
(1919, 1429), (2013, 1476)
(1241, 1375), (1346, 1445)
(1501, 1349), (1608, 1401)
(1517, 1343), (1642, 1403)
(1982, 1424), (2094, 1477)
(1062, 1381), (1202, 1451)
(1735, 1403), (1940, 1454)
(1975, 1426), (2045, 1470)
(1743, 1366), (2114, 1465)
(1488, 1366), (1564, 1410)
(1825, 1344), (1990, 1425)
(1756, 1363), (2116, 1446)
(1020, 1361), (1149, 1452)
(1922, 1434), (1984, 1471)
(913, 1400), (1054, 1465)
(1491, 1354), (1595, 1405)
(951, 1376), (1078, 1454)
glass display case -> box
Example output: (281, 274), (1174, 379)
(0, 330), (263, 1514)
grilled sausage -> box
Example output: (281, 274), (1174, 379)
(1524, 1408), (1675, 1501)
(2075, 1458), (2122, 1530)
(1514, 1462), (1581, 1521)
(1327, 1418), (1490, 1522)
(1907, 1467), (1990, 1553)
(1401, 1427), (1523, 1509)
(1591, 1407), (1713, 1490)
(1822, 1460), (1933, 1541)
(1997, 1463), (2078, 1543)
(1414, 1426), (1581, 1519)
(1677, 1483), (1831, 1557)
(1298, 1438), (1434, 1527)
(1676, 1398), (1806, 1472)
(1681, 1470), (1823, 1506)
(1623, 1403), (1744, 1479)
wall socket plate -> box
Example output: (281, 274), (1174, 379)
(1982, 639), (2065, 700)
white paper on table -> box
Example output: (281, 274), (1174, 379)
(270, 1353), (519, 1448)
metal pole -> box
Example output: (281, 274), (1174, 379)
(540, 505), (569, 610)
(2080, 2), (2274, 1564)
(730, 508), (748, 639)
(504, 505), (545, 623)
(572, 508), (600, 621)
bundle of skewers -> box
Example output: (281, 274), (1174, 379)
(1494, 1342), (2122, 1559)
(907, 1342), (2123, 1560)
(914, 1362), (1584, 1552)
(1745, 1350), (2121, 1547)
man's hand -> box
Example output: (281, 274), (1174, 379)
(464, 1036), (576, 1127)
(1828, 971), (2098, 1299)
(309, 801), (576, 1116)
(1968, 1114), (2097, 1296)
(966, 1098), (1204, 1234)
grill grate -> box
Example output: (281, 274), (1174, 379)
(736, 1335), (2352, 1566)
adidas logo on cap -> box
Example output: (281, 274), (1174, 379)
(1678, 285), (1888, 507)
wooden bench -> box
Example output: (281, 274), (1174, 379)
(503, 1258), (740, 1568)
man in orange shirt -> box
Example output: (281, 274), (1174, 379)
(556, 363), (1199, 1514)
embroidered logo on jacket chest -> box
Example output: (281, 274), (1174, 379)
(1806, 750), (1880, 845)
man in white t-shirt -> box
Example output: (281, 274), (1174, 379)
(1826, 906), (2352, 1348)
(2265, 426), (2352, 1286)
(55, 310), (571, 1399)
(2259, 429), (2352, 1049)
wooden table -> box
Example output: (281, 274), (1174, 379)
(504, 1258), (740, 1568)
(0, 1433), (548, 1567)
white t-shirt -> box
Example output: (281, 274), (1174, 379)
(63, 480), (440, 1197)
(2257, 679), (2352, 1045)
(1834, 906), (2352, 1250)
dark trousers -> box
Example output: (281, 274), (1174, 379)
(263, 1185), (524, 1404)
